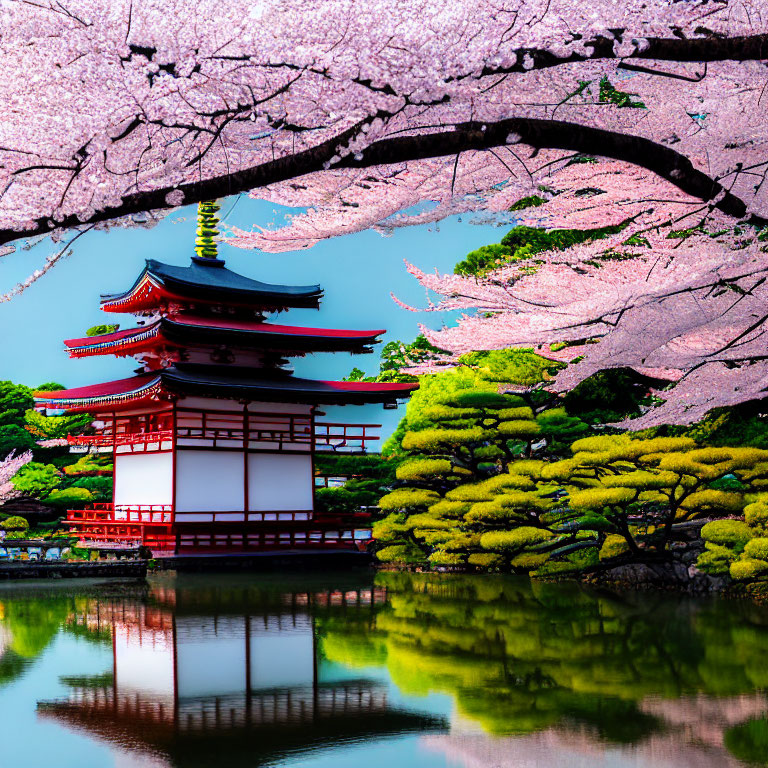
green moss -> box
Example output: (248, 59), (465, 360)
(509, 552), (550, 570)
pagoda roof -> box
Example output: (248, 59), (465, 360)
(64, 316), (385, 357)
(100, 257), (322, 313)
(35, 367), (417, 412)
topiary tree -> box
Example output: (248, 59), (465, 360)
(538, 437), (768, 569)
(374, 388), (557, 567)
(10, 462), (61, 498)
(0, 515), (29, 532)
(43, 487), (93, 508)
(457, 436), (768, 575)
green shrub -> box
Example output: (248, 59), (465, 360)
(730, 558), (768, 581)
(428, 551), (465, 566)
(697, 543), (738, 575)
(43, 487), (94, 507)
(701, 520), (752, 551)
(375, 544), (425, 565)
(724, 718), (768, 767)
(0, 515), (29, 531)
(510, 552), (549, 569)
(396, 458), (453, 481)
(569, 487), (635, 509)
(498, 420), (540, 437)
(745, 501), (768, 532)
(743, 537), (768, 561)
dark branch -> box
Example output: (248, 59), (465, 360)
(1, 115), (764, 246)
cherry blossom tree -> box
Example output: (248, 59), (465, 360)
(0, 452), (33, 505)
(1, 0), (768, 249)
(394, 165), (768, 427)
(2, 0), (768, 424)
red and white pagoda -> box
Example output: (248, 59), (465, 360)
(35, 222), (415, 554)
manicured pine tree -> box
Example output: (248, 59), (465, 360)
(473, 436), (768, 573)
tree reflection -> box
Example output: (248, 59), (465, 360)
(318, 573), (768, 762)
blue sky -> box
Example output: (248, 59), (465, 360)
(0, 195), (506, 439)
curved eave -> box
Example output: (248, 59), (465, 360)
(65, 319), (386, 357)
(160, 366), (418, 405)
(64, 323), (161, 358)
(34, 374), (163, 413)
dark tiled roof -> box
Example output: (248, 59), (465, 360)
(102, 257), (322, 309)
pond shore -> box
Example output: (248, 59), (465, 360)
(0, 560), (147, 579)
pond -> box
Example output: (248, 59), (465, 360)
(0, 571), (766, 768)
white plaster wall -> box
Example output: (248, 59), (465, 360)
(175, 450), (244, 512)
(250, 615), (314, 690)
(114, 453), (173, 507)
(248, 454), (313, 511)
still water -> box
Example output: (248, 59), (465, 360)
(0, 572), (767, 768)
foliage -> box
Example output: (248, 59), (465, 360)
(34, 382), (65, 392)
(454, 222), (628, 277)
(698, 502), (768, 584)
(0, 382), (34, 428)
(318, 572), (768, 746)
(43, 487), (94, 508)
(10, 462), (61, 498)
(598, 76), (645, 108)
(313, 453), (397, 517)
(377, 400), (768, 571)
(0, 516), (29, 531)
(345, 335), (444, 384)
(725, 718), (768, 767)
(85, 325), (119, 337)
(563, 368), (656, 424)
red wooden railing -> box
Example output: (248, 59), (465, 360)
(68, 420), (381, 453)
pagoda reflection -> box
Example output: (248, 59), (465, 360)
(37, 576), (445, 767)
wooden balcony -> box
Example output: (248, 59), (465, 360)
(67, 421), (381, 454)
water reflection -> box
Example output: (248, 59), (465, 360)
(34, 576), (444, 767)
(0, 573), (765, 766)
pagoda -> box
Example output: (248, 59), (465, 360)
(35, 201), (416, 554)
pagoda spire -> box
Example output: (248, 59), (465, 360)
(194, 200), (221, 260)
